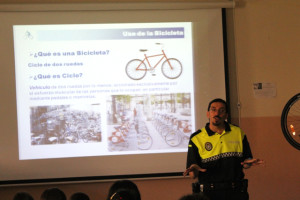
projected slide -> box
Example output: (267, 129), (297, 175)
(13, 22), (195, 160)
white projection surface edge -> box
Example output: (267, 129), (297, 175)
(0, 7), (226, 183)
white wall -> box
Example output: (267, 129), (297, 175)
(234, 0), (300, 118)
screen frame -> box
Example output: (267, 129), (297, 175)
(0, 4), (230, 185)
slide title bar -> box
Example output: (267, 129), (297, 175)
(37, 27), (185, 41)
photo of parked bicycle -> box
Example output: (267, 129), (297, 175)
(125, 43), (183, 80)
(30, 104), (102, 145)
(106, 93), (193, 152)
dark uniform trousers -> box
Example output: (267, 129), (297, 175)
(192, 179), (249, 200)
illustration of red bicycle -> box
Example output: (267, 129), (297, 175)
(125, 49), (182, 80)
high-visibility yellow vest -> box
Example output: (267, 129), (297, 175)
(190, 124), (244, 163)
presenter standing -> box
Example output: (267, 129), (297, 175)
(183, 98), (263, 200)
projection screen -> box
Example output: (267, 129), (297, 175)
(0, 3), (228, 184)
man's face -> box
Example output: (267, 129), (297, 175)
(206, 102), (228, 126)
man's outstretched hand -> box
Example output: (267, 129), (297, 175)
(183, 164), (207, 179)
(241, 158), (265, 169)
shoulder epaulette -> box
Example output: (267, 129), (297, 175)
(190, 129), (201, 138)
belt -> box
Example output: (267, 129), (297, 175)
(193, 179), (248, 192)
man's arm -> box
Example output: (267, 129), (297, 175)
(184, 133), (206, 178)
(183, 164), (207, 178)
(241, 135), (264, 168)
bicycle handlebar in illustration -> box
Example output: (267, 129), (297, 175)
(125, 49), (182, 80)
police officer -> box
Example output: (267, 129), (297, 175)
(183, 98), (263, 200)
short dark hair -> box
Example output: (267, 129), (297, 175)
(110, 190), (135, 200)
(207, 98), (228, 113)
(70, 192), (90, 200)
(106, 180), (141, 200)
(13, 192), (34, 200)
(40, 188), (66, 200)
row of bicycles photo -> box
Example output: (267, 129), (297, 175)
(31, 108), (102, 145)
(108, 108), (192, 151)
(108, 113), (153, 151)
(152, 111), (192, 147)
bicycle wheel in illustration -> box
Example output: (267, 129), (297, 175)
(137, 134), (153, 150)
(161, 58), (182, 79)
(125, 59), (147, 80)
(281, 93), (300, 150)
(165, 131), (181, 147)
